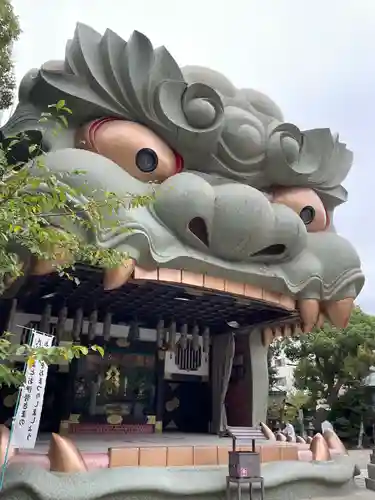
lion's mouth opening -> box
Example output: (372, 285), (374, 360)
(251, 244), (286, 257)
(188, 217), (287, 259)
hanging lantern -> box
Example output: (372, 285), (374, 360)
(169, 321), (177, 352)
(156, 319), (164, 349)
(203, 327), (210, 353)
(180, 323), (188, 350)
(192, 325), (200, 351)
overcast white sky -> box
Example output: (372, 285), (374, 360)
(10, 0), (375, 313)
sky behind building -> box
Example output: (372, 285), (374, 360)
(9, 0), (375, 312)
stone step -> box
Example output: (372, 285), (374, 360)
(366, 477), (375, 491)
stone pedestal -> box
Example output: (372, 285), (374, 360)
(365, 450), (375, 490)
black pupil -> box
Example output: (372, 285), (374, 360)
(135, 148), (158, 172)
(299, 205), (315, 225)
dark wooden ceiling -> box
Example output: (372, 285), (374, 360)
(0, 266), (297, 334)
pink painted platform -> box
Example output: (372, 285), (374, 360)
(7, 433), (343, 470)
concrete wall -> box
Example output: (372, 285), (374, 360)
(226, 328), (268, 426)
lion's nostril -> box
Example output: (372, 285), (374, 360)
(188, 217), (209, 247)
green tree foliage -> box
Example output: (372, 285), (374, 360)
(267, 344), (278, 390)
(0, 101), (152, 386)
(0, 334), (104, 387)
(283, 307), (375, 408)
(0, 0), (20, 109)
(328, 386), (374, 445)
(267, 340), (283, 390)
(0, 101), (152, 292)
(284, 390), (312, 421)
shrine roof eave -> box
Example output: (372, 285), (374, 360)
(0, 264), (299, 335)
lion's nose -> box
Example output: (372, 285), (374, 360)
(154, 172), (306, 262)
(153, 172), (215, 252)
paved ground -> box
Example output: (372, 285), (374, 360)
(315, 449), (372, 499)
(34, 431), (269, 452)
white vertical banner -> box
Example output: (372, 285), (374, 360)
(11, 331), (54, 449)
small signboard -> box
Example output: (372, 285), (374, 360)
(10, 331), (54, 449)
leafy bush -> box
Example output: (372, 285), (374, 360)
(0, 101), (151, 386)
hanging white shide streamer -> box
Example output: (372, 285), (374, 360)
(10, 330), (54, 449)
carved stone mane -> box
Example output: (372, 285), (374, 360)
(4, 23), (351, 211)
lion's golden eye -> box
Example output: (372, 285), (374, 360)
(271, 187), (328, 233)
(135, 148), (158, 172)
(299, 206), (315, 225)
(75, 119), (182, 183)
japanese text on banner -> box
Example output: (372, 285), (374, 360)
(11, 331), (54, 449)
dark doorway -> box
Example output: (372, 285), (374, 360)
(39, 371), (69, 433)
(163, 380), (211, 433)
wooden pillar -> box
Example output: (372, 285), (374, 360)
(156, 320), (164, 349)
(103, 311), (112, 343)
(60, 308), (83, 435)
(40, 303), (52, 334)
(48, 305), (66, 433)
(88, 310), (97, 343)
(72, 308), (83, 342)
(169, 321), (177, 352)
(247, 328), (268, 425)
(203, 327), (210, 353)
(192, 325), (199, 351)
(1, 298), (17, 334)
(155, 353), (165, 433)
(55, 306), (67, 345)
(180, 323), (188, 349)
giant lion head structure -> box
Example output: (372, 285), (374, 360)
(1, 23), (364, 333)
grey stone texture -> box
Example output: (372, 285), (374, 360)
(247, 328), (269, 425)
(0, 458), (358, 500)
(365, 450), (375, 490)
